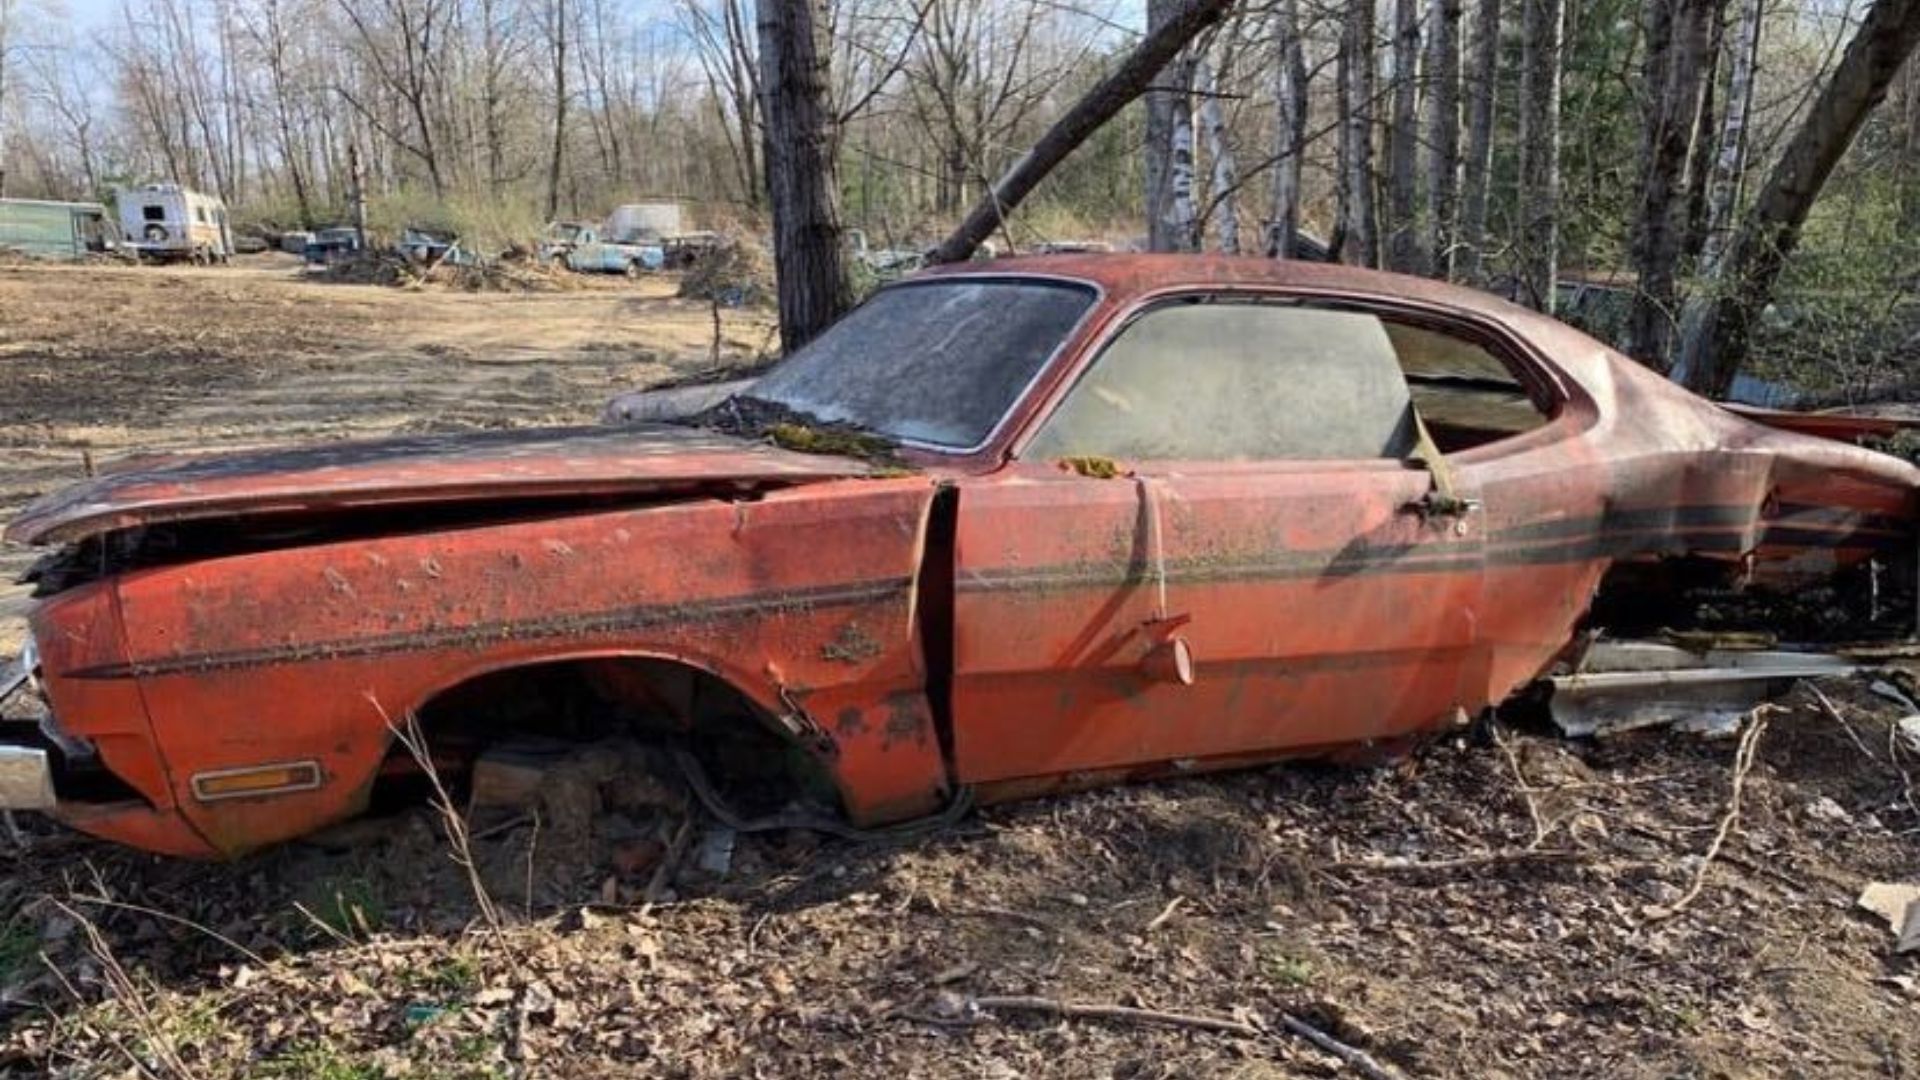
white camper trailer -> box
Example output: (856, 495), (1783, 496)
(117, 184), (233, 263)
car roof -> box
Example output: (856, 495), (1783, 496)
(916, 253), (1537, 326)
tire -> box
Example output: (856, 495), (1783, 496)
(624, 260), (643, 280)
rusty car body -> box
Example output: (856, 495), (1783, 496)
(3, 255), (1915, 857)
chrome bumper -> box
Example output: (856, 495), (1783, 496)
(0, 746), (54, 810)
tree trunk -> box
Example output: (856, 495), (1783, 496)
(547, 0), (570, 222)
(1337, 0), (1381, 268)
(1145, 0), (1182, 251)
(1693, 0), (1761, 270)
(1268, 0), (1309, 257)
(1197, 57), (1240, 252)
(1166, 60), (1200, 249)
(1515, 0), (1564, 311)
(1426, 0), (1464, 277)
(758, 0), (855, 351)
(1680, 14), (1722, 260)
(1458, 0), (1501, 283)
(931, 0), (1237, 265)
(1386, 0), (1424, 271)
(1624, 0), (1718, 365)
(1675, 0), (1920, 395)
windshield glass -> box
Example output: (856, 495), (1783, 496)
(744, 279), (1095, 449)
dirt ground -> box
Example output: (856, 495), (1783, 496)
(1, 258), (1918, 1079)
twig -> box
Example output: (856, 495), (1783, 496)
(290, 900), (357, 948)
(1493, 723), (1550, 848)
(954, 995), (1405, 1079)
(970, 994), (1262, 1038)
(1808, 683), (1920, 820)
(368, 693), (504, 934)
(64, 893), (269, 967)
(51, 900), (201, 1080)
(1644, 706), (1776, 921)
(642, 814), (698, 909)
(1144, 895), (1185, 933)
(1277, 1014), (1403, 1080)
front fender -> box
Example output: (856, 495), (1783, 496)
(95, 478), (945, 855)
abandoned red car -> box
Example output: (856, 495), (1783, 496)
(3, 255), (1915, 857)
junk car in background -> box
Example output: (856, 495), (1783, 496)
(2, 255), (1914, 857)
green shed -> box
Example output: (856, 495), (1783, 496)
(0, 199), (117, 260)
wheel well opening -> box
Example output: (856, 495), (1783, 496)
(372, 658), (838, 819)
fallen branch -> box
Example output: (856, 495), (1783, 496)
(1277, 1013), (1403, 1080)
(956, 995), (1404, 1079)
(1644, 705), (1776, 921)
(1325, 848), (1585, 873)
(1144, 895), (1185, 933)
(969, 994), (1262, 1038)
(1808, 682), (1920, 820)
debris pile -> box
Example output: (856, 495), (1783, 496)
(675, 234), (774, 307)
(316, 250), (581, 293)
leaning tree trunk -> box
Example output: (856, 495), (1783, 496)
(1515, 0), (1564, 311)
(1458, 0), (1501, 283)
(1623, 0), (1718, 367)
(931, 0), (1237, 265)
(1268, 0), (1310, 257)
(1676, 0), (1920, 395)
(1426, 0), (1464, 277)
(1337, 0), (1381, 267)
(1386, 0), (1424, 271)
(757, 0), (854, 352)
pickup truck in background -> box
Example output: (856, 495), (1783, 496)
(540, 222), (664, 277)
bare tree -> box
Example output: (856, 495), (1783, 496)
(1336, 0), (1380, 266)
(1623, 0), (1720, 365)
(1457, 0), (1500, 283)
(932, 0), (1237, 264)
(1425, 0), (1462, 277)
(683, 0), (760, 206)
(1386, 0), (1423, 271)
(1514, 0), (1564, 310)
(759, 0), (854, 351)
(543, 0), (568, 220)
(1267, 0), (1309, 257)
(1196, 54), (1240, 251)
(1675, 0), (1920, 395)
(1693, 0), (1761, 271)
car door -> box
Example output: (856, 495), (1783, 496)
(947, 297), (1490, 789)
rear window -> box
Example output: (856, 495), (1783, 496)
(747, 279), (1095, 449)
(142, 206), (164, 221)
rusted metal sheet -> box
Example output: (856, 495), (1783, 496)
(5, 254), (1918, 857)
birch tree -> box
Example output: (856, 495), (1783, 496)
(1196, 55), (1240, 251)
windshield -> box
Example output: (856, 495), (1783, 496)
(744, 278), (1095, 449)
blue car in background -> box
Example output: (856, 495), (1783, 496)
(540, 222), (663, 277)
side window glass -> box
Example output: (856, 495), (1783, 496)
(1025, 303), (1418, 463)
(1385, 322), (1552, 449)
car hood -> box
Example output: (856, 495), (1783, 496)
(6, 424), (876, 545)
